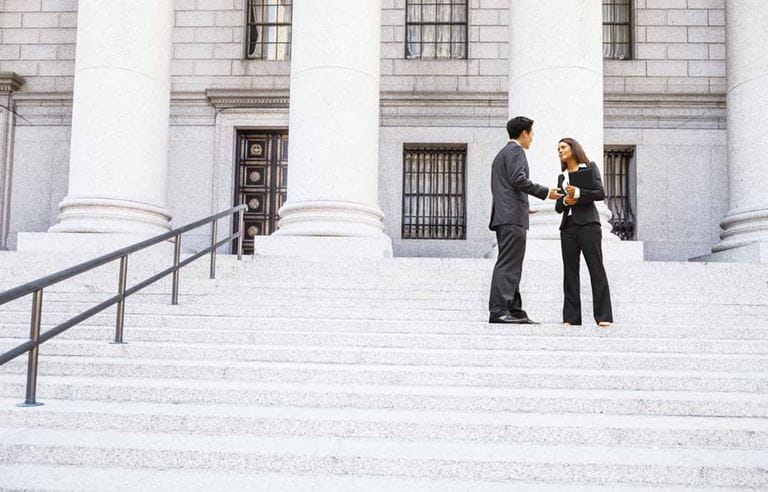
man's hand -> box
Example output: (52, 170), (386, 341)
(548, 188), (564, 200)
(564, 196), (577, 206)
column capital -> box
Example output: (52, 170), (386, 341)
(0, 72), (25, 93)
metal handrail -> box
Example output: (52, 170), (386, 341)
(0, 204), (247, 407)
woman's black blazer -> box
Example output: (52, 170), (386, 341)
(555, 162), (605, 230)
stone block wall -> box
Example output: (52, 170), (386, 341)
(606, 0), (726, 95)
(0, 0), (77, 93)
(380, 0), (508, 93)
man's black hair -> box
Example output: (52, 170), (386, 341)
(507, 116), (534, 139)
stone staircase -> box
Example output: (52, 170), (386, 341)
(0, 251), (767, 490)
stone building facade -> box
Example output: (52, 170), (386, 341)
(0, 0), (765, 261)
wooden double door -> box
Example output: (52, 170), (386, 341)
(234, 130), (288, 254)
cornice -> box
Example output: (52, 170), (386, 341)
(206, 89), (290, 109)
(0, 72), (26, 93)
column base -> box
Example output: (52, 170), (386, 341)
(16, 232), (173, 256)
(711, 206), (768, 254)
(49, 197), (171, 235)
(253, 235), (393, 258)
(690, 242), (768, 264)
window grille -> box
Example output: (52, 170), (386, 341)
(604, 148), (635, 240)
(246, 0), (292, 60)
(402, 145), (466, 240)
(603, 0), (632, 60)
(405, 0), (468, 59)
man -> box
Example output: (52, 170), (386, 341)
(489, 116), (562, 324)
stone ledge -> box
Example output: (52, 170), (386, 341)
(691, 242), (768, 264)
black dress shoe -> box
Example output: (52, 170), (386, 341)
(489, 314), (540, 324)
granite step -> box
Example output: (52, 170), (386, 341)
(2, 399), (767, 449)
(1, 357), (766, 393)
(1, 376), (766, 418)
(3, 319), (765, 340)
(1, 428), (766, 488)
(2, 339), (767, 372)
(4, 328), (767, 354)
(0, 463), (667, 492)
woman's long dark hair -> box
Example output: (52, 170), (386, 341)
(559, 138), (590, 171)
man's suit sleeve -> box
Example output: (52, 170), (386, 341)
(506, 148), (549, 200)
(576, 162), (606, 205)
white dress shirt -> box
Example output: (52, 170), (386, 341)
(562, 163), (587, 216)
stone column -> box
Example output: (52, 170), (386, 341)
(0, 72), (25, 250)
(49, 0), (174, 236)
(507, 0), (615, 240)
(710, 0), (768, 262)
(258, 0), (392, 257)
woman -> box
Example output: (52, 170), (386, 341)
(555, 138), (613, 327)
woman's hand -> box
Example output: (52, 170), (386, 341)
(564, 196), (578, 206)
(565, 185), (577, 198)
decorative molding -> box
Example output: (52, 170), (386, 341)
(604, 93), (726, 106)
(0, 72), (25, 93)
(206, 89), (290, 109)
(605, 93), (727, 130)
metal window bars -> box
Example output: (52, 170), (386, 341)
(402, 145), (467, 240)
(604, 148), (635, 240)
(0, 205), (247, 407)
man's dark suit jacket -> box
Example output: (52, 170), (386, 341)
(555, 161), (605, 230)
(489, 142), (549, 230)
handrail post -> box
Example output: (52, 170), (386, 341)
(18, 289), (44, 407)
(237, 207), (245, 260)
(210, 220), (218, 279)
(111, 255), (128, 345)
(171, 234), (182, 305)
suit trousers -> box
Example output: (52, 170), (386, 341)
(560, 216), (613, 324)
(489, 224), (528, 318)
